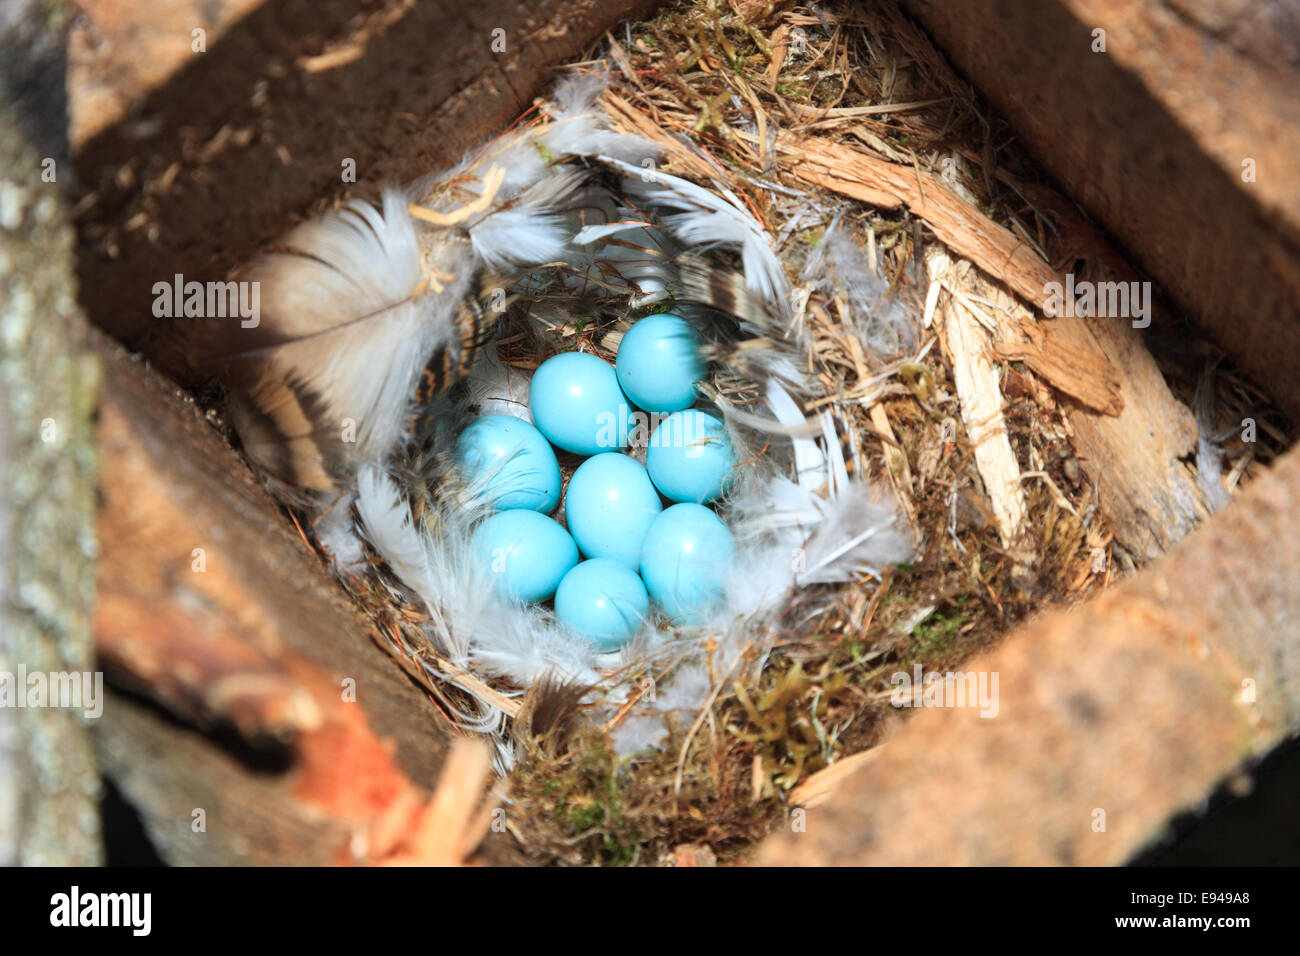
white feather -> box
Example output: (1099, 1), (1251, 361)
(564, 217), (671, 297)
(466, 169), (588, 270)
(610, 660), (713, 755)
(540, 74), (663, 166)
(571, 219), (657, 246)
(241, 188), (468, 468)
(355, 466), (431, 596)
(314, 493), (365, 570)
(470, 205), (571, 271)
(765, 379), (826, 489)
(724, 472), (912, 605)
(796, 483), (914, 584)
(707, 387), (821, 437)
(820, 411), (851, 496)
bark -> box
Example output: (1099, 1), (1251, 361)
(0, 0), (103, 866)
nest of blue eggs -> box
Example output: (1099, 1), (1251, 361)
(457, 314), (737, 650)
(301, 0), (1159, 865)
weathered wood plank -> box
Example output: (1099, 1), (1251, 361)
(756, 438), (1300, 865)
(901, 0), (1300, 421)
(72, 0), (658, 378)
(91, 336), (522, 864)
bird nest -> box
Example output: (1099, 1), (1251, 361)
(206, 0), (1288, 865)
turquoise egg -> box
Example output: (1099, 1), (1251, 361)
(564, 453), (663, 568)
(554, 559), (649, 651)
(529, 352), (633, 455)
(640, 503), (735, 624)
(615, 313), (706, 413)
(455, 414), (561, 513)
(646, 409), (735, 504)
(471, 510), (578, 603)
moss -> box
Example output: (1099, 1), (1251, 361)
(911, 601), (972, 654)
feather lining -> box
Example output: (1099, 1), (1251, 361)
(802, 216), (916, 357)
(600, 157), (792, 319)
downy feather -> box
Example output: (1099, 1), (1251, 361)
(802, 216), (916, 357)
(217, 188), (468, 493)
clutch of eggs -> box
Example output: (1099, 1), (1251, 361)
(457, 313), (738, 650)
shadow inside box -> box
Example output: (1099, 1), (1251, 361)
(71, 0), (656, 376)
(1130, 734), (1300, 866)
(101, 775), (167, 867)
(73, 0), (489, 369)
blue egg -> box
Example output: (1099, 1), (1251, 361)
(615, 313), (706, 413)
(555, 559), (649, 651)
(455, 415), (561, 512)
(529, 352), (633, 455)
(471, 510), (578, 603)
(640, 503), (735, 624)
(646, 409), (735, 504)
(564, 453), (663, 568)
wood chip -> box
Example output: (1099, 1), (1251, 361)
(769, 133), (1125, 413)
(869, 401), (917, 526)
(766, 23), (791, 87)
(298, 45), (365, 73)
(673, 843), (718, 867)
(928, 246), (1029, 551)
(382, 738), (499, 866)
(789, 747), (882, 808)
(994, 320), (1120, 414)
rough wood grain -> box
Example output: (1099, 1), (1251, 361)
(71, 0), (658, 378)
(927, 246), (1029, 553)
(0, 0), (102, 866)
(91, 336), (523, 864)
(756, 439), (1300, 865)
(901, 0), (1300, 421)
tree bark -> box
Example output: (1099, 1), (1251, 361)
(0, 0), (103, 866)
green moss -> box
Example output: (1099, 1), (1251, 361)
(911, 596), (973, 653)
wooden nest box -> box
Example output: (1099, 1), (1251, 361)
(2, 0), (1298, 866)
